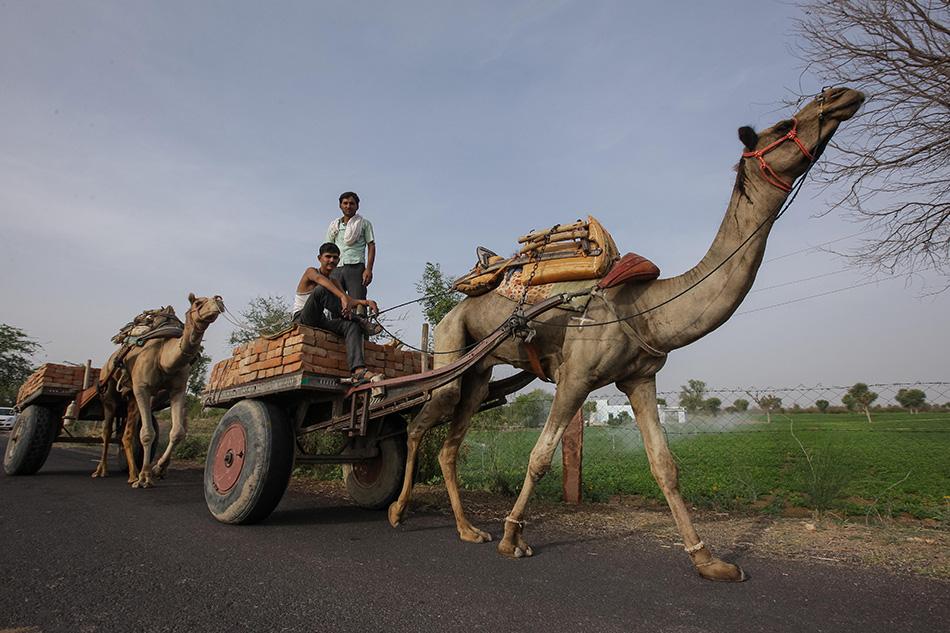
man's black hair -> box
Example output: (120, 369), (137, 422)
(319, 242), (341, 256)
(339, 191), (360, 204)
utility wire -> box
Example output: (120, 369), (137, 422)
(735, 276), (892, 316)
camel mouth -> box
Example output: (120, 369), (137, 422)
(823, 88), (865, 122)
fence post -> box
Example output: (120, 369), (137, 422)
(421, 323), (430, 372)
(562, 408), (584, 503)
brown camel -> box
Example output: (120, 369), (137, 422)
(388, 87), (865, 581)
(91, 293), (224, 488)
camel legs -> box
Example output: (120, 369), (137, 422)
(152, 388), (186, 479)
(121, 403), (141, 484)
(91, 396), (115, 478)
(387, 378), (461, 527)
(498, 377), (589, 559)
(131, 386), (157, 489)
(438, 367), (493, 543)
(619, 377), (744, 582)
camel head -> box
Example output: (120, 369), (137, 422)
(186, 292), (225, 328)
(737, 87), (864, 194)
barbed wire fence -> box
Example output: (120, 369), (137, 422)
(455, 382), (950, 522)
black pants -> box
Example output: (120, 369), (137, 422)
(331, 263), (367, 300)
(292, 285), (364, 371)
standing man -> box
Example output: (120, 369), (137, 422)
(326, 191), (375, 313)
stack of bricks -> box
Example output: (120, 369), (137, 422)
(17, 363), (101, 406)
(206, 324), (424, 391)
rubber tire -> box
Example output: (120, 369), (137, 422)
(204, 399), (294, 525)
(3, 405), (58, 476)
(342, 433), (407, 510)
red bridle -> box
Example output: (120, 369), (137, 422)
(741, 117), (815, 193)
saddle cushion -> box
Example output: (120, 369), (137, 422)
(596, 252), (660, 289)
(494, 268), (597, 311)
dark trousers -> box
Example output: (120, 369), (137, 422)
(292, 285), (364, 371)
(331, 263), (367, 300)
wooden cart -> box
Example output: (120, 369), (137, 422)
(3, 363), (156, 476)
(201, 295), (566, 525)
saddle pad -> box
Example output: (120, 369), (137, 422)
(495, 268), (596, 311)
(597, 252), (660, 289)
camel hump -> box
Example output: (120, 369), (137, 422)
(110, 306), (184, 345)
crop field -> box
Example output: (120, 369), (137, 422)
(457, 411), (950, 521)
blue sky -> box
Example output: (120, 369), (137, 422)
(1, 1), (946, 393)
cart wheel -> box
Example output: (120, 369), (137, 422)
(204, 399), (293, 525)
(3, 405), (58, 476)
(342, 433), (407, 510)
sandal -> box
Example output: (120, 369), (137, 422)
(347, 367), (381, 385)
(355, 316), (383, 337)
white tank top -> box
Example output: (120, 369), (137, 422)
(293, 290), (312, 314)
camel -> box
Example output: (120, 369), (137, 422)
(91, 293), (224, 488)
(388, 87), (865, 581)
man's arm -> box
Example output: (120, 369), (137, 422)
(363, 241), (375, 287)
(307, 269), (356, 312)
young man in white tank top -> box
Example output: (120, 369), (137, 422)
(293, 242), (379, 381)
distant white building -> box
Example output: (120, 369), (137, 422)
(587, 400), (687, 426)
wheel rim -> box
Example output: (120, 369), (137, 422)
(211, 424), (247, 494)
(351, 452), (383, 485)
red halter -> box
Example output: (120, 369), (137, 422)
(741, 117), (815, 193)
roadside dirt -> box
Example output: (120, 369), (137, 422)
(290, 478), (950, 580)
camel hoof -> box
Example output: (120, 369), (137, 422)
(696, 559), (746, 582)
(91, 470), (107, 478)
(387, 503), (403, 528)
(151, 465), (166, 479)
(458, 527), (492, 544)
(497, 539), (532, 559)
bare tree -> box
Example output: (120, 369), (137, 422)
(795, 0), (950, 280)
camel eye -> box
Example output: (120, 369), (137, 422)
(774, 119), (794, 133)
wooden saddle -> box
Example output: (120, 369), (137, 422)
(453, 216), (659, 298)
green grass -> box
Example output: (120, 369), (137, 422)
(458, 411), (950, 521)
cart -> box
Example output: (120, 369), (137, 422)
(3, 363), (157, 476)
(201, 295), (566, 525)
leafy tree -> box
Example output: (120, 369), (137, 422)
(703, 397), (722, 415)
(733, 398), (749, 412)
(896, 388), (927, 414)
(749, 392), (783, 424)
(187, 352), (212, 397)
(582, 400), (598, 426)
(795, 1), (950, 279)
(508, 389), (553, 428)
(842, 382), (878, 423)
(656, 397), (667, 406)
(0, 324), (42, 406)
(815, 399), (830, 413)
(228, 295), (292, 345)
(416, 262), (463, 326)
(615, 410), (633, 426)
(679, 379), (707, 413)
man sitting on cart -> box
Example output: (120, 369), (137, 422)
(293, 242), (380, 382)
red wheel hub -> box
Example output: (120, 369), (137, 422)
(212, 424), (247, 493)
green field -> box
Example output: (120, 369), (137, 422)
(457, 411), (950, 521)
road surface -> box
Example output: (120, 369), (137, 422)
(1, 439), (946, 632)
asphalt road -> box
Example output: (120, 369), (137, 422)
(1, 438), (947, 633)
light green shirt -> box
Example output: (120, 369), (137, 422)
(326, 217), (375, 265)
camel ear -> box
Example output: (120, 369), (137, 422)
(738, 126), (758, 151)
(188, 292), (196, 304)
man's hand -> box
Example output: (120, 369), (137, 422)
(364, 300), (379, 316)
(362, 268), (373, 287)
(340, 294), (356, 316)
